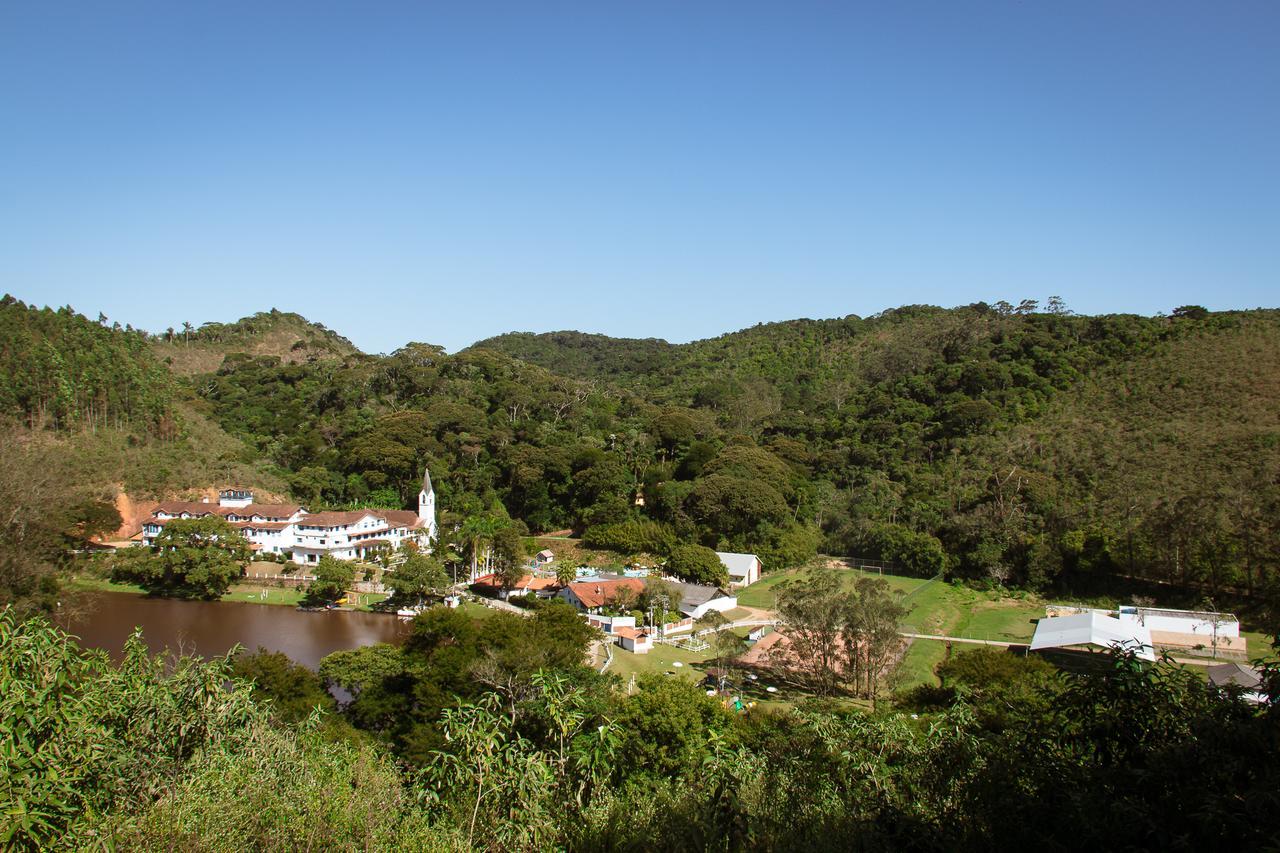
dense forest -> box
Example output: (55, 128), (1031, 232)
(0, 296), (174, 433)
(3, 296), (1279, 609)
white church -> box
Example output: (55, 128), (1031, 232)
(140, 469), (437, 566)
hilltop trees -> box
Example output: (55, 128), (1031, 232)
(0, 296), (173, 432)
(112, 516), (249, 599)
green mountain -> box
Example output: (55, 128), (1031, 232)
(0, 296), (285, 499)
(4, 296), (1279, 607)
(476, 304), (1280, 599)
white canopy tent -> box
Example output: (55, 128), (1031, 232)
(1030, 611), (1156, 661)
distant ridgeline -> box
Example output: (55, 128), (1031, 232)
(0, 295), (174, 433)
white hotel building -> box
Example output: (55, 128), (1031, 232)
(140, 470), (437, 565)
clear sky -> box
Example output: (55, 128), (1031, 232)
(1, 2), (1276, 353)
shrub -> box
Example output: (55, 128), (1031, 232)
(665, 544), (727, 585)
(582, 519), (675, 555)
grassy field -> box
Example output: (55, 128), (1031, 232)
(605, 639), (813, 713)
(895, 639), (949, 690)
(606, 639), (714, 685)
(739, 567), (1043, 642)
(1239, 631), (1279, 663)
(457, 600), (498, 620)
(221, 584), (306, 607)
(69, 575), (147, 595)
(70, 575), (392, 613)
(737, 566), (931, 609)
(737, 567), (1049, 693)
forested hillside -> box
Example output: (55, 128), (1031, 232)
(4, 296), (1279, 608)
(0, 295), (174, 433)
(477, 303), (1280, 600)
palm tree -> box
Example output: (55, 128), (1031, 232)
(182, 321), (193, 347)
(458, 515), (502, 583)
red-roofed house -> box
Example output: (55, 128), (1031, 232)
(472, 573), (563, 599)
(559, 578), (647, 613)
(612, 626), (653, 654)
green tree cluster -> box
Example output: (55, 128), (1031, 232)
(111, 516), (249, 599)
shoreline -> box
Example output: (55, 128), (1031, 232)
(67, 576), (390, 613)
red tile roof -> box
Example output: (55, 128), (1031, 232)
(377, 509), (424, 528)
(227, 504), (304, 519)
(472, 574), (562, 592)
(297, 510), (378, 527)
(566, 578), (646, 609)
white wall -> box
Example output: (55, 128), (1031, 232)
(1121, 611), (1239, 638)
(689, 596), (738, 620)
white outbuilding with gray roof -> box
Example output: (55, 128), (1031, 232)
(715, 552), (761, 587)
(1029, 611), (1156, 661)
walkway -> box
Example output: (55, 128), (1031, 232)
(900, 632), (1019, 648)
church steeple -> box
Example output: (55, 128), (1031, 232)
(417, 467), (437, 541)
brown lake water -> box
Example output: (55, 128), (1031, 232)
(61, 590), (410, 669)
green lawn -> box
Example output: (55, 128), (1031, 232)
(895, 639), (949, 690)
(68, 575), (147, 595)
(737, 566), (931, 610)
(458, 600), (497, 620)
(221, 584), (305, 607)
(899, 582), (1044, 643)
(606, 639), (717, 686)
(71, 575), (396, 613)
(1241, 631), (1279, 663)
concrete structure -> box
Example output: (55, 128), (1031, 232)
(1029, 611), (1156, 661)
(140, 468), (437, 566)
(1046, 603), (1244, 653)
(1118, 605), (1241, 652)
(715, 552), (762, 588)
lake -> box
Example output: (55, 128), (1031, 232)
(60, 590), (411, 669)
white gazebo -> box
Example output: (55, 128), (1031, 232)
(1029, 611), (1156, 661)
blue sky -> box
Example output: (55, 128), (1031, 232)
(1, 1), (1276, 353)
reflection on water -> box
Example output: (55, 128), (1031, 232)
(61, 590), (410, 669)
